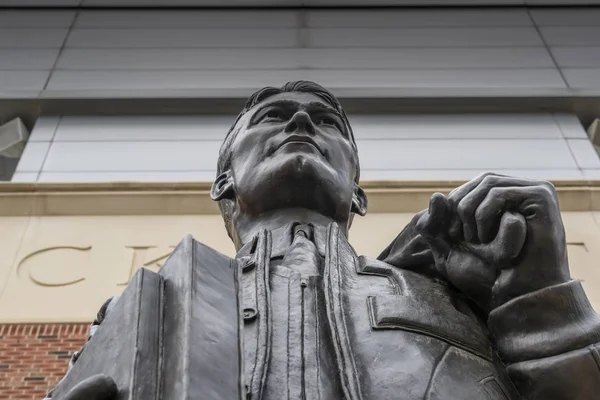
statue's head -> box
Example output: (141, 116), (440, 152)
(211, 81), (367, 242)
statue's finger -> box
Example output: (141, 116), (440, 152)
(415, 193), (448, 235)
(447, 199), (464, 242)
(447, 172), (496, 203)
(467, 211), (526, 266)
(427, 192), (450, 231)
(491, 211), (527, 264)
(451, 174), (502, 242)
(475, 188), (507, 243)
(448, 172), (532, 203)
(455, 175), (536, 243)
(476, 185), (554, 245)
(416, 193), (452, 262)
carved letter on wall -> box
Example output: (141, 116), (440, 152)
(16, 246), (91, 287)
(118, 246), (175, 286)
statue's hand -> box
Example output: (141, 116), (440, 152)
(417, 173), (570, 311)
(62, 374), (117, 400)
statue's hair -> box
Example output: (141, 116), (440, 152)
(216, 80), (360, 239)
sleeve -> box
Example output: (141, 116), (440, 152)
(487, 280), (600, 399)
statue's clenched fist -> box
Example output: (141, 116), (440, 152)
(417, 173), (570, 311)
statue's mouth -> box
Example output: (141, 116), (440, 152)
(277, 135), (324, 155)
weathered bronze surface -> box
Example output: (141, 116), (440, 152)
(49, 82), (600, 400)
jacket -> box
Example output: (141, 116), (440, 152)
(239, 218), (600, 400)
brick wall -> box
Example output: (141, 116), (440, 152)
(0, 324), (89, 400)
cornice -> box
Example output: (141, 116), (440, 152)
(0, 180), (599, 216)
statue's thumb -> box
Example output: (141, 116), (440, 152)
(463, 211), (527, 267)
(417, 193), (452, 260)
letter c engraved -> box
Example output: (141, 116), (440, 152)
(17, 246), (91, 287)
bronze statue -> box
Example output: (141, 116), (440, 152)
(49, 81), (600, 399)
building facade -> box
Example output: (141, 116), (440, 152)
(2, 2), (600, 399)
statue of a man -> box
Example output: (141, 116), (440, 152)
(52, 81), (600, 399)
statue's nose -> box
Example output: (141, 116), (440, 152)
(285, 111), (315, 135)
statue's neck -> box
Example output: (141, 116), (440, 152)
(231, 208), (347, 251)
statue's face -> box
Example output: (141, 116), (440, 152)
(221, 91), (364, 221)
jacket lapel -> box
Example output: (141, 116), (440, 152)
(323, 222), (363, 400)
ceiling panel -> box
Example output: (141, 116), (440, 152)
(530, 8), (600, 25)
(306, 9), (532, 27)
(0, 0), (79, 5)
(308, 27), (543, 47)
(2, 0), (600, 7)
(526, 0), (600, 3)
(66, 28), (299, 48)
(0, 11), (75, 27)
(75, 10), (300, 27)
(54, 48), (555, 70)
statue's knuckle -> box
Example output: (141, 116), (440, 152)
(523, 177), (541, 185)
(474, 205), (487, 221)
(531, 183), (555, 200)
(541, 181), (557, 195)
(481, 174), (502, 188)
(488, 187), (502, 197)
(456, 201), (467, 215)
(471, 171), (492, 183)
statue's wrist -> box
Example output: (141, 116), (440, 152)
(487, 280), (600, 363)
(490, 263), (569, 308)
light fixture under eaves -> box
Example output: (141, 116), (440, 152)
(0, 118), (29, 158)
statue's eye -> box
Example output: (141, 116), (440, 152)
(318, 117), (336, 126)
(317, 117), (342, 132)
(262, 110), (285, 122)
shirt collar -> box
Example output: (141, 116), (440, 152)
(237, 221), (330, 260)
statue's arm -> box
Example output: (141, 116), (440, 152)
(487, 281), (600, 399)
(43, 296), (119, 400)
(390, 173), (600, 399)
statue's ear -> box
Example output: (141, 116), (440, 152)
(351, 183), (368, 216)
(210, 170), (235, 201)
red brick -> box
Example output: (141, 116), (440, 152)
(0, 324), (88, 398)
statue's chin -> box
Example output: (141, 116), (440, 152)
(274, 152), (334, 182)
(234, 153), (350, 220)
